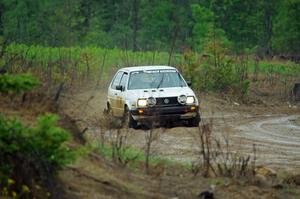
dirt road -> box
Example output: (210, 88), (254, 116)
(234, 114), (300, 168)
(63, 87), (300, 170)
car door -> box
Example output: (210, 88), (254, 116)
(108, 71), (123, 116)
(117, 72), (129, 116)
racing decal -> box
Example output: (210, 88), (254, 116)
(132, 69), (177, 74)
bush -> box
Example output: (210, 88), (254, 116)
(0, 113), (74, 198)
(183, 38), (250, 97)
(0, 73), (39, 93)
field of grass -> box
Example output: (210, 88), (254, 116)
(249, 60), (300, 76)
(5, 44), (300, 74)
(4, 44), (183, 84)
(3, 44), (300, 94)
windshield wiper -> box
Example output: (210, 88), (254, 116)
(156, 72), (165, 89)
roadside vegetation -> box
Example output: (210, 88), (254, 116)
(0, 0), (300, 198)
(3, 42), (300, 98)
(0, 114), (74, 198)
(0, 67), (76, 198)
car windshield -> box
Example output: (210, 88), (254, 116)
(128, 69), (187, 90)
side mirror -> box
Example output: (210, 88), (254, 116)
(186, 80), (192, 87)
(116, 85), (123, 91)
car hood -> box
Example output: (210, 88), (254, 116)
(125, 87), (196, 99)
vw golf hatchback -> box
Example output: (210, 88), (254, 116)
(105, 66), (200, 128)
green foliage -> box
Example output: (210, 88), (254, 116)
(0, 113), (74, 196)
(272, 0), (300, 54)
(191, 4), (214, 51)
(4, 43), (181, 82)
(209, 0), (263, 51)
(0, 73), (39, 93)
(32, 114), (73, 168)
(196, 57), (249, 95)
(140, 0), (175, 50)
(183, 37), (249, 96)
(99, 144), (143, 164)
(191, 4), (231, 52)
(251, 60), (300, 75)
(0, 0), (299, 54)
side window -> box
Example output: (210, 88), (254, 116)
(119, 73), (128, 90)
(111, 72), (123, 89)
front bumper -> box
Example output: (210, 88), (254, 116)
(130, 105), (199, 121)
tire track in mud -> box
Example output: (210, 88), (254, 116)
(122, 113), (300, 169)
(94, 114), (300, 168)
(232, 115), (300, 168)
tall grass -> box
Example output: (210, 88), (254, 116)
(4, 44), (183, 86)
(248, 59), (300, 76)
(3, 43), (300, 95)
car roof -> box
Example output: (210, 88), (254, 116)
(120, 65), (177, 72)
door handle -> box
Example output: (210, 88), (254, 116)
(114, 93), (118, 95)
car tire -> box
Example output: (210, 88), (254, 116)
(187, 112), (201, 127)
(123, 107), (138, 129)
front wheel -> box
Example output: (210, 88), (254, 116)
(123, 108), (138, 129)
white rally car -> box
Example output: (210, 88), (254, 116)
(105, 66), (200, 128)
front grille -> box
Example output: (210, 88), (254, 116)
(156, 97), (179, 106)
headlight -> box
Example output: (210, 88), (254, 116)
(147, 97), (156, 107)
(178, 95), (187, 105)
(186, 96), (195, 104)
(137, 99), (147, 107)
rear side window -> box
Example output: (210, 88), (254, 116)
(111, 71), (123, 89)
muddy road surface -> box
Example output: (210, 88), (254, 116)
(63, 88), (300, 170)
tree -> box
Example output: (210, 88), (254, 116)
(191, 4), (229, 52)
(272, 0), (300, 55)
(0, 1), (4, 36)
(0, 0), (298, 56)
(139, 0), (175, 50)
(190, 4), (214, 52)
(259, 0), (279, 55)
(208, 0), (262, 52)
(132, 0), (140, 51)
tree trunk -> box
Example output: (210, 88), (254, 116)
(0, 2), (3, 35)
(263, 0), (274, 56)
(168, 25), (179, 66)
(132, 0), (140, 51)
